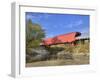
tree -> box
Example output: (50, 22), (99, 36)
(26, 19), (45, 48)
(31, 23), (45, 40)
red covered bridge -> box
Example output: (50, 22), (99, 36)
(42, 32), (81, 46)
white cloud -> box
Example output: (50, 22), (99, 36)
(65, 20), (83, 28)
(67, 23), (73, 28)
(46, 33), (54, 38)
(74, 20), (83, 26)
(44, 13), (52, 19)
(80, 27), (89, 33)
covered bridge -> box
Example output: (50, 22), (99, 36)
(42, 32), (81, 46)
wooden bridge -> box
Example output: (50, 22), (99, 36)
(41, 32), (81, 46)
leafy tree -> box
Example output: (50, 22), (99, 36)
(26, 19), (45, 48)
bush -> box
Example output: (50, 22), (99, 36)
(27, 40), (41, 48)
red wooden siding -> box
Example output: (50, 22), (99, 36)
(42, 32), (81, 46)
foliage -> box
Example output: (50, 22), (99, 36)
(64, 43), (90, 55)
(26, 19), (45, 49)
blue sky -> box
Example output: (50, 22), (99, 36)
(26, 12), (90, 38)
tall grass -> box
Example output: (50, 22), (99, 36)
(26, 42), (89, 63)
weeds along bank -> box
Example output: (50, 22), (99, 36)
(26, 42), (89, 67)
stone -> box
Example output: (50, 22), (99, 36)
(28, 47), (50, 62)
(57, 50), (73, 59)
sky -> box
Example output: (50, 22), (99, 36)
(26, 12), (90, 38)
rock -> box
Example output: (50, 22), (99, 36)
(27, 47), (50, 62)
(57, 51), (73, 59)
(26, 54), (32, 62)
(31, 55), (44, 61)
(31, 47), (49, 55)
